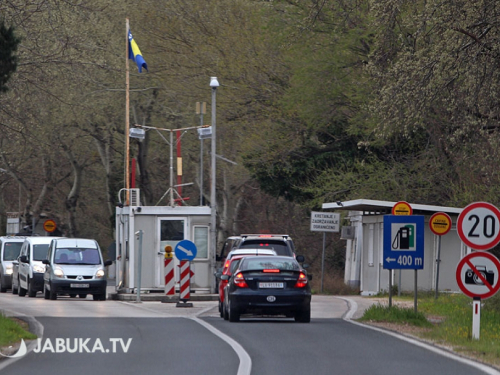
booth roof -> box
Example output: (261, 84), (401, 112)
(322, 199), (463, 215)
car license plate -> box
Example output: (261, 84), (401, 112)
(259, 282), (284, 288)
(70, 283), (89, 288)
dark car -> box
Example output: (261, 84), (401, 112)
(222, 255), (311, 323)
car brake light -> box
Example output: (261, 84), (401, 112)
(234, 272), (248, 288)
(259, 235), (272, 238)
(263, 269), (280, 273)
(295, 272), (308, 288)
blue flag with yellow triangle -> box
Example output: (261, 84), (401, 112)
(128, 30), (148, 73)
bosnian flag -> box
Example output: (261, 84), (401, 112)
(128, 30), (148, 73)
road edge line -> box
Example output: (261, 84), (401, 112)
(337, 297), (500, 375)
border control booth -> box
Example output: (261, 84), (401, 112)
(322, 199), (466, 295)
(115, 189), (213, 294)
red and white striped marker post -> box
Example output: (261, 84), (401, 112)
(176, 260), (193, 307)
(164, 246), (175, 296)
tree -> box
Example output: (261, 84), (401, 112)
(0, 21), (20, 93)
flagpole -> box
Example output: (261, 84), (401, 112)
(125, 18), (130, 205)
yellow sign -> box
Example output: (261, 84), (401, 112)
(392, 201), (413, 215)
(429, 212), (452, 236)
(164, 245), (173, 258)
(43, 219), (57, 233)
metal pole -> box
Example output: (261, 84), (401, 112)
(388, 270), (392, 308)
(210, 77), (219, 293)
(169, 131), (174, 207)
(435, 235), (442, 299)
(414, 270), (418, 313)
(321, 232), (326, 294)
(398, 269), (401, 297)
(135, 229), (143, 303)
(200, 106), (204, 205)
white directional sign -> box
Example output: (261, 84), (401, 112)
(310, 212), (340, 232)
(457, 202), (500, 251)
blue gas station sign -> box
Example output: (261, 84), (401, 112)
(383, 215), (425, 270)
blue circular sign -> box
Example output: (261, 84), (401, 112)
(174, 240), (197, 261)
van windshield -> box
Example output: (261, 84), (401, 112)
(55, 248), (100, 265)
(3, 242), (22, 261)
(33, 244), (50, 261)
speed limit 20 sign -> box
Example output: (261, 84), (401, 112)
(457, 202), (500, 250)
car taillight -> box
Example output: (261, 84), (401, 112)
(295, 272), (308, 288)
(234, 272), (248, 288)
(222, 260), (230, 273)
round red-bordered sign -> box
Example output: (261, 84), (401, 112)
(457, 202), (500, 250)
(429, 212), (452, 236)
(43, 219), (57, 233)
(456, 252), (500, 299)
(392, 201), (412, 216)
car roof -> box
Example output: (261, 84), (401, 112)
(52, 238), (98, 248)
(240, 234), (291, 239)
(227, 248), (277, 258)
(0, 236), (27, 242)
(24, 236), (63, 244)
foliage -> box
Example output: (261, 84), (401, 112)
(0, 314), (36, 347)
(0, 21), (20, 93)
(360, 303), (432, 327)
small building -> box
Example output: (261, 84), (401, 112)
(115, 190), (213, 294)
(322, 199), (465, 295)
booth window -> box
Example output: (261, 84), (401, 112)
(194, 226), (208, 259)
(161, 220), (184, 241)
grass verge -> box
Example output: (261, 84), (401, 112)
(358, 293), (500, 369)
(0, 314), (37, 347)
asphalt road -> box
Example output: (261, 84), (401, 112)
(0, 291), (498, 375)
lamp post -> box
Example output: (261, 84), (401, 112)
(210, 77), (219, 293)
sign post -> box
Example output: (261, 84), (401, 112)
(384, 214), (424, 311)
(429, 212), (452, 299)
(310, 212), (340, 293)
(164, 245), (175, 296)
(456, 251), (500, 339)
(174, 240), (197, 308)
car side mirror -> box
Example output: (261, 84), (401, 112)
(214, 271), (222, 279)
(20, 255), (28, 263)
(42, 259), (50, 265)
(307, 274), (313, 281)
(296, 255), (305, 263)
(220, 275), (229, 281)
(302, 263), (310, 269)
(104, 260), (113, 267)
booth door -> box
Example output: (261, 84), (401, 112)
(157, 218), (186, 288)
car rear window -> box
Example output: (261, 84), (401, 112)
(240, 257), (300, 271)
(3, 242), (22, 260)
(239, 240), (291, 256)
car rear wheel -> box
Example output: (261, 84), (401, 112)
(44, 285), (50, 300)
(28, 279), (37, 297)
(0, 277), (6, 293)
(79, 294), (87, 299)
(12, 277), (18, 295)
(49, 285), (57, 300)
(228, 300), (240, 322)
(93, 294), (106, 301)
(223, 302), (229, 321)
(69, 294), (77, 298)
(219, 300), (223, 318)
(18, 279), (26, 297)
(294, 306), (311, 323)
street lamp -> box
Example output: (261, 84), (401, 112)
(210, 76), (219, 293)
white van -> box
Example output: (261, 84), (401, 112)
(0, 236), (26, 292)
(14, 236), (61, 297)
(42, 238), (112, 300)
